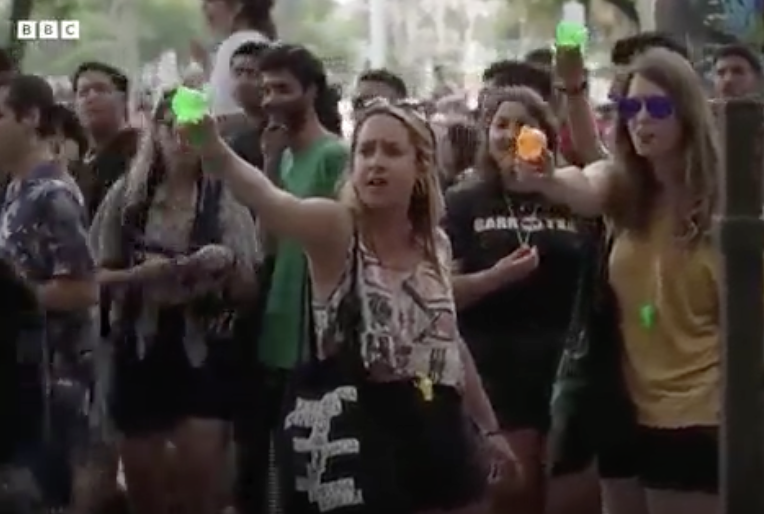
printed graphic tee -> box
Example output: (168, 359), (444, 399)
(445, 178), (594, 342)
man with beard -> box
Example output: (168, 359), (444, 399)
(71, 62), (139, 219)
(0, 74), (98, 512)
(711, 43), (762, 100)
(234, 43), (347, 514)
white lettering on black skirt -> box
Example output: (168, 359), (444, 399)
(284, 386), (364, 512)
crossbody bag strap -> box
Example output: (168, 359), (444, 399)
(341, 229), (363, 355)
(299, 273), (316, 364)
(298, 229), (362, 364)
(561, 220), (605, 359)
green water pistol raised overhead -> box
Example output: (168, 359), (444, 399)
(555, 21), (588, 52)
(171, 86), (210, 124)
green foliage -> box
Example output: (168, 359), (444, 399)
(9, 0), (363, 81)
(276, 0), (364, 82)
(500, 0), (639, 36)
(18, 0), (205, 74)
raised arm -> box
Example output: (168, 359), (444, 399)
(515, 158), (613, 218)
(541, 159), (612, 216)
(556, 47), (608, 165)
(197, 127), (352, 273)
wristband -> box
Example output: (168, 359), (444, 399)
(555, 81), (588, 96)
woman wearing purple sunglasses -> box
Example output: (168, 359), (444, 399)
(506, 47), (721, 514)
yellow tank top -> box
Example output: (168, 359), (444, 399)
(609, 214), (720, 428)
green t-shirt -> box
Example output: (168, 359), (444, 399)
(258, 136), (348, 369)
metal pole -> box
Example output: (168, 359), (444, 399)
(368, 0), (387, 68)
(637, 0), (655, 30)
(716, 98), (764, 514)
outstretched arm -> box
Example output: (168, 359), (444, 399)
(199, 135), (352, 279)
(536, 160), (613, 217)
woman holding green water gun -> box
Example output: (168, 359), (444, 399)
(90, 88), (261, 514)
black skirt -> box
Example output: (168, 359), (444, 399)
(280, 380), (486, 514)
(362, 382), (486, 512)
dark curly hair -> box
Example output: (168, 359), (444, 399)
(259, 44), (343, 135)
(474, 86), (557, 185)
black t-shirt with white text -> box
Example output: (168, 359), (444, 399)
(444, 177), (594, 341)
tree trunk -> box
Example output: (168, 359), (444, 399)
(7, 0), (35, 68)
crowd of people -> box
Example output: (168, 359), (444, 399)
(0, 0), (761, 513)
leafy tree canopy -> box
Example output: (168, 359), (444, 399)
(5, 0), (363, 79)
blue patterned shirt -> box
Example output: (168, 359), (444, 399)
(0, 163), (96, 376)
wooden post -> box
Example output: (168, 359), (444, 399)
(716, 98), (764, 514)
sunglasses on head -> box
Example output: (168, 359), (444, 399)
(354, 97), (437, 147)
(352, 95), (423, 112)
(616, 95), (674, 121)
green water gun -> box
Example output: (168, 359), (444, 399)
(555, 21), (588, 53)
(171, 86), (210, 125)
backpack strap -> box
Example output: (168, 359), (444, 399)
(188, 177), (223, 248)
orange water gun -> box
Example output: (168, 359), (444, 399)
(516, 126), (548, 163)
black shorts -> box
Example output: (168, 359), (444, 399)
(110, 333), (237, 437)
(598, 425), (718, 494)
(465, 330), (563, 432)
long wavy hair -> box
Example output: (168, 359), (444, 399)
(338, 102), (445, 274)
(124, 88), (202, 209)
(605, 48), (720, 242)
(474, 86), (558, 186)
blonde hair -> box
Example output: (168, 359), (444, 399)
(339, 101), (445, 273)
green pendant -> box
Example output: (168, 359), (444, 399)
(639, 303), (656, 329)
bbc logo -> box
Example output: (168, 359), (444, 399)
(16, 20), (80, 40)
